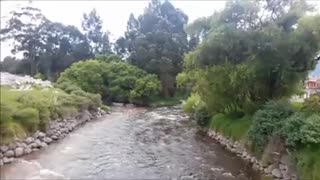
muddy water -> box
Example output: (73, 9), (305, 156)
(0, 106), (261, 179)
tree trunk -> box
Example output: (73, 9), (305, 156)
(160, 73), (175, 97)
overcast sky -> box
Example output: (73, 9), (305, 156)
(1, 0), (319, 60)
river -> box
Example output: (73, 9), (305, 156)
(0, 105), (261, 179)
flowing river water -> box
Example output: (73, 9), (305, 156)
(0, 105), (261, 179)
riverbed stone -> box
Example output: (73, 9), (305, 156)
(14, 147), (24, 157)
(24, 148), (32, 154)
(51, 135), (58, 140)
(272, 168), (282, 178)
(40, 142), (48, 148)
(3, 157), (14, 164)
(35, 139), (42, 148)
(0, 145), (9, 153)
(25, 137), (35, 144)
(0, 159), (3, 166)
(29, 142), (38, 149)
(32, 148), (39, 152)
(8, 142), (16, 150)
(4, 150), (14, 157)
(42, 137), (52, 144)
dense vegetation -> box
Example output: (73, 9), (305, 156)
(179, 0), (320, 179)
(0, 85), (103, 144)
(1, 0), (320, 178)
(56, 55), (161, 104)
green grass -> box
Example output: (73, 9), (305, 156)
(0, 85), (103, 144)
(291, 101), (303, 110)
(295, 145), (320, 180)
(149, 93), (187, 107)
(209, 113), (252, 141)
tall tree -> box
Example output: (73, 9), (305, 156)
(82, 9), (111, 55)
(121, 0), (189, 97)
(0, 6), (49, 76)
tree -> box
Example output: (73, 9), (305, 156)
(0, 6), (49, 76)
(180, 0), (320, 113)
(82, 9), (111, 55)
(121, 1), (189, 97)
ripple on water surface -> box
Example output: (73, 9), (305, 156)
(0, 106), (261, 179)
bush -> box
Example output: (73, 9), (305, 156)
(209, 113), (252, 141)
(182, 93), (202, 113)
(57, 57), (161, 104)
(282, 112), (306, 148)
(13, 108), (39, 132)
(101, 104), (111, 112)
(248, 100), (295, 150)
(302, 94), (320, 115)
(301, 114), (320, 144)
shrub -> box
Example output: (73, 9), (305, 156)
(248, 100), (295, 150)
(13, 108), (39, 132)
(301, 114), (320, 144)
(101, 104), (111, 112)
(282, 112), (306, 148)
(182, 93), (201, 113)
(57, 58), (161, 104)
(302, 94), (320, 115)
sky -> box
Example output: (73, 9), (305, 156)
(0, 0), (319, 61)
(0, 0), (226, 60)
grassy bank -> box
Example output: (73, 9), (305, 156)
(209, 113), (251, 141)
(0, 85), (103, 144)
(149, 93), (187, 107)
(207, 112), (320, 180)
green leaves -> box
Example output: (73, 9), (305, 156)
(57, 55), (161, 104)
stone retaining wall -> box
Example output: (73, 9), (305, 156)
(0, 108), (108, 166)
(207, 130), (297, 180)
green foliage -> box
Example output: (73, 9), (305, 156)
(13, 108), (39, 132)
(209, 113), (252, 141)
(34, 73), (45, 80)
(301, 114), (320, 144)
(118, 0), (189, 96)
(302, 94), (320, 115)
(0, 84), (103, 142)
(295, 146), (320, 180)
(282, 112), (306, 148)
(57, 57), (161, 104)
(101, 104), (111, 112)
(248, 101), (295, 150)
(182, 93), (202, 113)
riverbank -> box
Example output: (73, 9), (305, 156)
(0, 108), (108, 166)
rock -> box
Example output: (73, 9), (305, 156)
(38, 132), (46, 139)
(42, 137), (52, 144)
(35, 139), (42, 148)
(40, 142), (48, 148)
(3, 157), (14, 164)
(253, 164), (260, 171)
(250, 157), (257, 164)
(25, 137), (35, 144)
(272, 168), (282, 178)
(222, 172), (234, 177)
(279, 164), (287, 171)
(32, 148), (39, 152)
(4, 150), (14, 157)
(0, 152), (3, 158)
(29, 142), (38, 149)
(20, 143), (28, 148)
(46, 130), (55, 137)
(33, 130), (40, 138)
(24, 148), (32, 154)
(8, 142), (16, 150)
(51, 135), (58, 140)
(0, 145), (9, 153)
(14, 147), (24, 157)
(0, 159), (3, 166)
